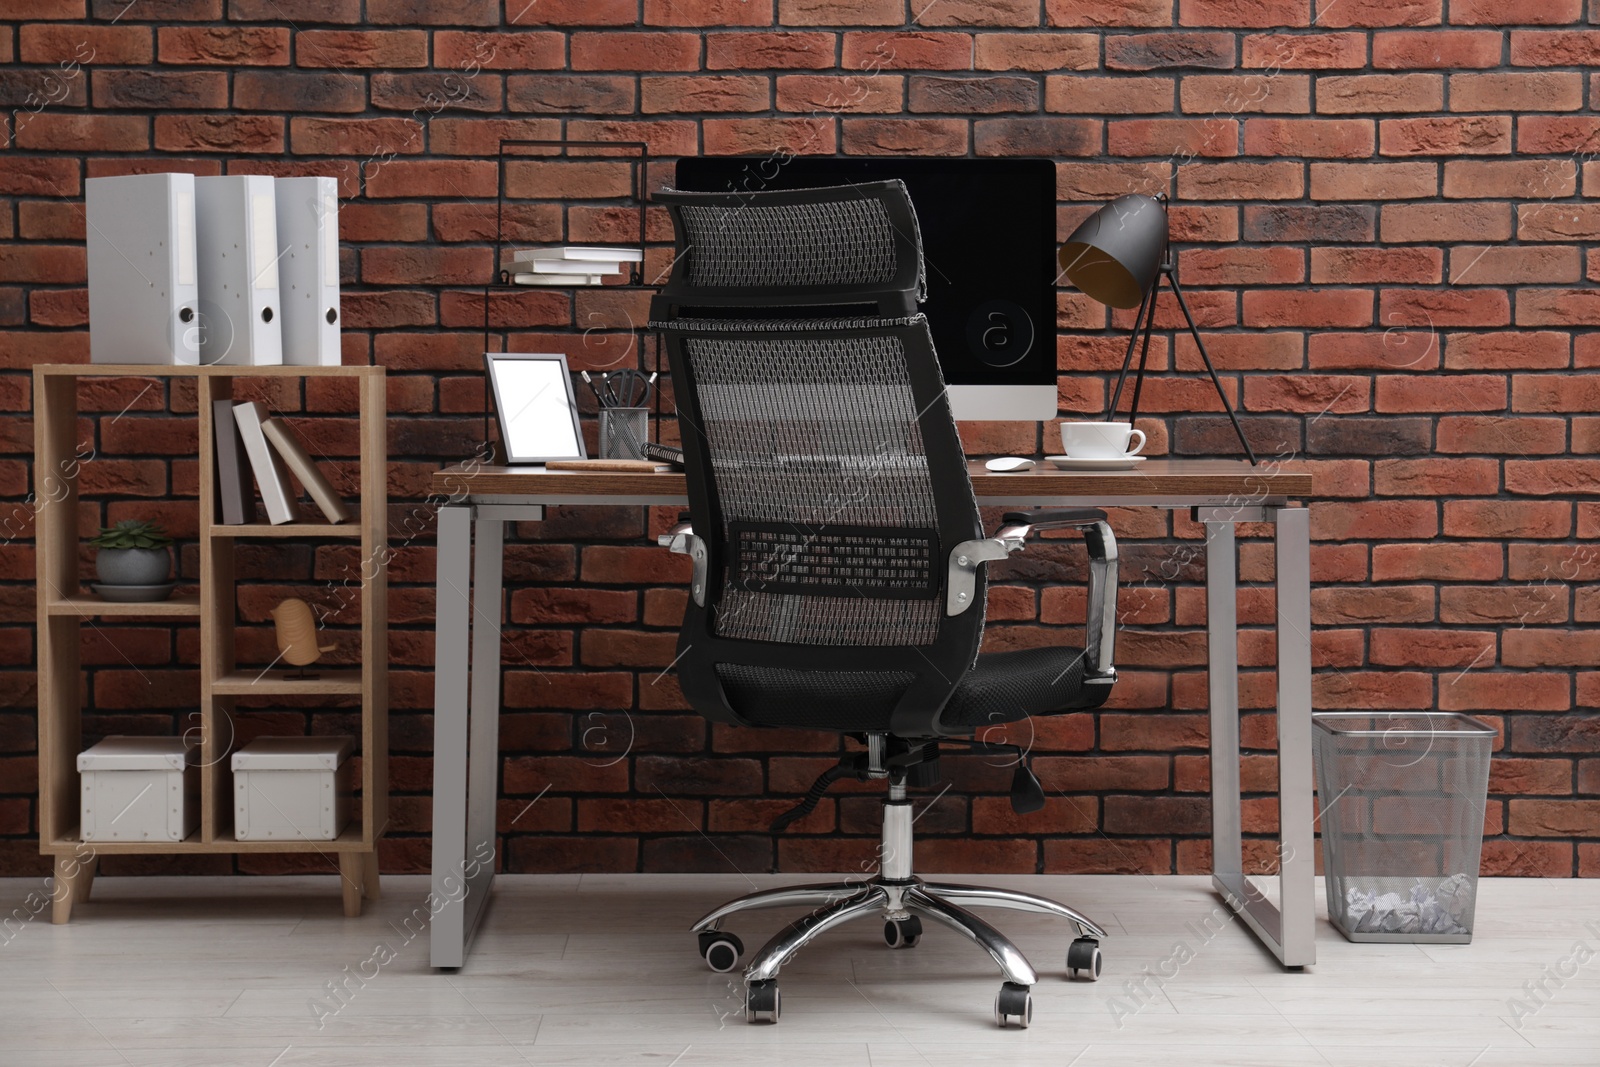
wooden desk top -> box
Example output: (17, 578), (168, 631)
(431, 459), (1312, 503)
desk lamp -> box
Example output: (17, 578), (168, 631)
(1059, 193), (1256, 464)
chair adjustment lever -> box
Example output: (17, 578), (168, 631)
(937, 739), (1045, 815)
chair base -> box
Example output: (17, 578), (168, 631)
(691, 873), (1107, 1027)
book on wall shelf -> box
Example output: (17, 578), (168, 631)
(218, 401), (354, 526)
(262, 416), (352, 524)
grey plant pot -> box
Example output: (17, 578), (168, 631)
(95, 547), (171, 586)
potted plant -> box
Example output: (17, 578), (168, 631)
(89, 519), (174, 601)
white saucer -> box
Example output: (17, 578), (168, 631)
(1044, 455), (1148, 471)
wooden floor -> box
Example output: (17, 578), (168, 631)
(0, 873), (1596, 1066)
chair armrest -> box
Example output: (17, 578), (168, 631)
(657, 519), (709, 607)
(946, 510), (1118, 685)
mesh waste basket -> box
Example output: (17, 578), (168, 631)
(1313, 712), (1496, 944)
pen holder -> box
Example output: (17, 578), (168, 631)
(599, 407), (649, 461)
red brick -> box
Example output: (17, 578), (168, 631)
(1370, 627), (1497, 666)
(1242, 31), (1365, 69)
(1313, 586), (1435, 625)
(1317, 73), (1442, 113)
(1049, 0), (1169, 25)
(1459, 0), (1579, 21)
(1518, 289), (1600, 327)
(840, 117), (965, 155)
(1379, 289), (1511, 329)
(1375, 371), (1506, 412)
(1509, 29), (1600, 64)
(1105, 32), (1236, 71)
(1243, 117), (1373, 157)
(909, 75), (1038, 113)
(1381, 115), (1512, 156)
(19, 24), (151, 64)
(918, 0), (1038, 26)
(779, 0), (901, 24)
(296, 30), (428, 68)
(229, 0), (359, 17)
(1374, 30), (1504, 68)
(1509, 799), (1600, 836)
(504, 0), (635, 23)
(366, 0), (498, 24)
(1506, 458), (1600, 496)
(1374, 457), (1500, 496)
(1241, 290), (1373, 328)
(15, 114), (148, 152)
(841, 32), (973, 70)
(707, 32), (836, 70)
(1310, 247), (1441, 284)
(773, 73), (897, 113)
(8, 0), (87, 16)
(1044, 838), (1171, 875)
(976, 33), (1097, 71)
(1519, 116), (1600, 155)
(1176, 0), (1307, 26)
(647, 0), (773, 25)
(1315, 0), (1440, 25)
(1447, 333), (1569, 371)
(1243, 204), (1375, 242)
(1312, 161), (1440, 201)
(1441, 416), (1566, 456)
(1174, 332), (1303, 371)
(0, 245), (85, 284)
(154, 113), (282, 153)
(1445, 500), (1571, 539)
(1382, 203), (1511, 244)
(571, 33), (701, 72)
(642, 75), (771, 114)
(1452, 72), (1583, 112)
(1520, 205), (1600, 243)
(1317, 670), (1433, 709)
(158, 26), (288, 66)
(1109, 118), (1238, 158)
(1046, 76), (1175, 114)
(1180, 247), (1304, 286)
(1314, 500), (1438, 541)
(706, 116), (837, 155)
(1481, 840), (1573, 878)
(434, 31), (563, 70)
(506, 75), (635, 115)
(233, 71), (365, 114)
(1455, 247), (1580, 288)
(1445, 159), (1575, 199)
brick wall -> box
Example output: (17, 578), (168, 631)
(2, 1), (1598, 880)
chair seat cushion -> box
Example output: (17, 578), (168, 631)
(940, 646), (1108, 730)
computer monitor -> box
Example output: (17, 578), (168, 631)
(674, 157), (1058, 421)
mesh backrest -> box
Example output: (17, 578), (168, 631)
(682, 322), (946, 647)
(680, 198), (898, 290)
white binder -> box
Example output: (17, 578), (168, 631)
(86, 172), (201, 365)
(274, 176), (341, 366)
(193, 175), (283, 366)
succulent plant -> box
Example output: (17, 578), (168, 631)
(89, 519), (173, 550)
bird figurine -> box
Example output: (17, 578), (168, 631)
(271, 598), (336, 679)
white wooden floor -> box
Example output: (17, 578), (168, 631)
(1, 873), (1596, 1066)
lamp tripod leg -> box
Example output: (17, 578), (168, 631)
(1166, 271), (1257, 465)
(1108, 285), (1154, 419)
(1126, 277), (1161, 425)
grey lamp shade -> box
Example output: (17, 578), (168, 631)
(1057, 193), (1168, 310)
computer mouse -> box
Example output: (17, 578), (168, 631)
(984, 457), (1036, 472)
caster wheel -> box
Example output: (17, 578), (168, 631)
(994, 981), (1032, 1029)
(1067, 937), (1102, 981)
(883, 915), (922, 949)
(746, 979), (780, 1024)
(699, 931), (744, 974)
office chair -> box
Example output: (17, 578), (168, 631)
(649, 180), (1119, 1030)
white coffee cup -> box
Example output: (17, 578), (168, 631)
(1061, 421), (1146, 460)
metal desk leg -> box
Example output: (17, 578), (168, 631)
(431, 505), (474, 968)
(1204, 508), (1317, 969)
(1273, 506), (1317, 967)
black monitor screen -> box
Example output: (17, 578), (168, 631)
(673, 157), (1056, 391)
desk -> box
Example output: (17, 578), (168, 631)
(427, 460), (1317, 970)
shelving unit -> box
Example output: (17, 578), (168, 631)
(33, 363), (388, 923)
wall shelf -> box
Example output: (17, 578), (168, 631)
(33, 363), (389, 923)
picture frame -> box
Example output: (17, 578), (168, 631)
(485, 352), (587, 465)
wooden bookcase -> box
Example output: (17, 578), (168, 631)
(32, 364), (388, 922)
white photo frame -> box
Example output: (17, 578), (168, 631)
(486, 352), (587, 465)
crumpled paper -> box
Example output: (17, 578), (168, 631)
(1344, 874), (1473, 935)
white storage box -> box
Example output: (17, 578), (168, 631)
(232, 736), (355, 841)
(78, 736), (200, 842)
